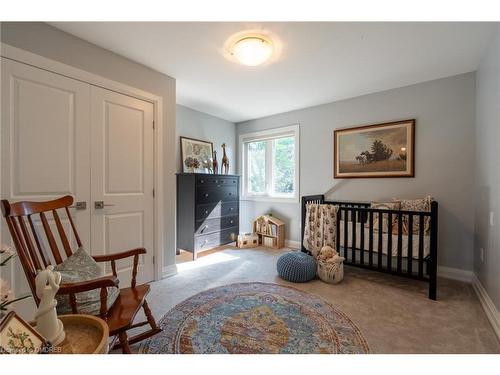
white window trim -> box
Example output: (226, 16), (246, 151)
(239, 124), (300, 203)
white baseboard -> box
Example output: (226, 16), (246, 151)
(438, 266), (474, 283)
(285, 240), (301, 249)
(472, 274), (500, 342)
(162, 264), (178, 279)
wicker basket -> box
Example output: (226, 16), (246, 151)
(317, 259), (344, 284)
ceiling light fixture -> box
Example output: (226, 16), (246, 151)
(230, 35), (274, 66)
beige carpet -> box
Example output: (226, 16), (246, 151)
(130, 246), (499, 354)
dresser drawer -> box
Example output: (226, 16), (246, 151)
(196, 175), (238, 188)
(195, 227), (239, 251)
(196, 201), (238, 221)
(195, 215), (238, 235)
(196, 186), (237, 204)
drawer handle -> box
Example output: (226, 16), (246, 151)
(200, 179), (204, 183)
(205, 193), (209, 198)
(230, 207), (234, 211)
(228, 192), (232, 196)
(205, 210), (208, 214)
(230, 220), (234, 224)
(221, 180), (225, 183)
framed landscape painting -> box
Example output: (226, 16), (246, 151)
(334, 119), (415, 178)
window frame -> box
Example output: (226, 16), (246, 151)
(239, 124), (300, 203)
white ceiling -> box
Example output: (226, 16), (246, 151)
(50, 22), (494, 123)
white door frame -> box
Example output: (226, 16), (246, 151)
(0, 43), (165, 280)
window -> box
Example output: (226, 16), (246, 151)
(240, 125), (299, 202)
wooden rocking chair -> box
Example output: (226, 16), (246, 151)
(1, 195), (161, 353)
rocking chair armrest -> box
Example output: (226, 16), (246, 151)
(92, 248), (146, 288)
(92, 248), (147, 263)
(57, 275), (120, 295)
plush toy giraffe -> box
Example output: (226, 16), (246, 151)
(221, 143), (229, 174)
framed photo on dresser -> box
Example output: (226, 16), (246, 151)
(180, 136), (214, 173)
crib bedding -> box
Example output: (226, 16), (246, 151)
(339, 220), (430, 259)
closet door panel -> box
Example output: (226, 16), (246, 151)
(1, 58), (91, 248)
(1, 58), (91, 318)
(90, 86), (154, 284)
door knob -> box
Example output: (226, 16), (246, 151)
(69, 201), (87, 210)
(94, 201), (115, 209)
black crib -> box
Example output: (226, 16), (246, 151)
(300, 195), (438, 300)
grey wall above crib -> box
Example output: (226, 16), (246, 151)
(236, 73), (476, 271)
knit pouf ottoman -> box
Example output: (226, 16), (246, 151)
(277, 252), (317, 283)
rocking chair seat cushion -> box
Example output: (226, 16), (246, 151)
(54, 247), (120, 315)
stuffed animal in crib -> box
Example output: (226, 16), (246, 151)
(317, 245), (338, 261)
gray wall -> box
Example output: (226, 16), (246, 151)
(474, 25), (500, 309)
(237, 73), (476, 271)
(1, 22), (177, 268)
(176, 105), (236, 174)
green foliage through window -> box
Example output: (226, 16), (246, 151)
(245, 134), (296, 198)
(272, 137), (294, 194)
(247, 141), (266, 193)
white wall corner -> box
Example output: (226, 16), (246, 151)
(162, 264), (178, 279)
(472, 274), (500, 342)
(285, 240), (301, 249)
(438, 266), (474, 283)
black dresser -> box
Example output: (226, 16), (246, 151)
(176, 173), (240, 260)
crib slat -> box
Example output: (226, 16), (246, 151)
(377, 211), (383, 269)
(360, 209), (365, 265)
(368, 211), (374, 267)
(407, 214), (413, 275)
(343, 208), (348, 259)
(387, 211), (393, 271)
(397, 212), (403, 273)
(351, 209), (356, 264)
(418, 215), (424, 277)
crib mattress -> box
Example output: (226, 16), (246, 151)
(339, 220), (430, 259)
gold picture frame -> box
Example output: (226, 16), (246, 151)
(334, 119), (415, 178)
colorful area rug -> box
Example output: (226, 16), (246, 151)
(140, 282), (369, 354)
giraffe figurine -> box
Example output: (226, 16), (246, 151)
(212, 150), (218, 174)
(221, 143), (229, 174)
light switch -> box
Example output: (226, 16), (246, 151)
(490, 212), (495, 227)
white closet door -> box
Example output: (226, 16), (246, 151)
(1, 58), (91, 317)
(1, 58), (91, 252)
(90, 86), (155, 285)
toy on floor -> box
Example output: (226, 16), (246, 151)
(316, 245), (345, 284)
(237, 233), (259, 248)
(318, 245), (337, 261)
(253, 214), (285, 249)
